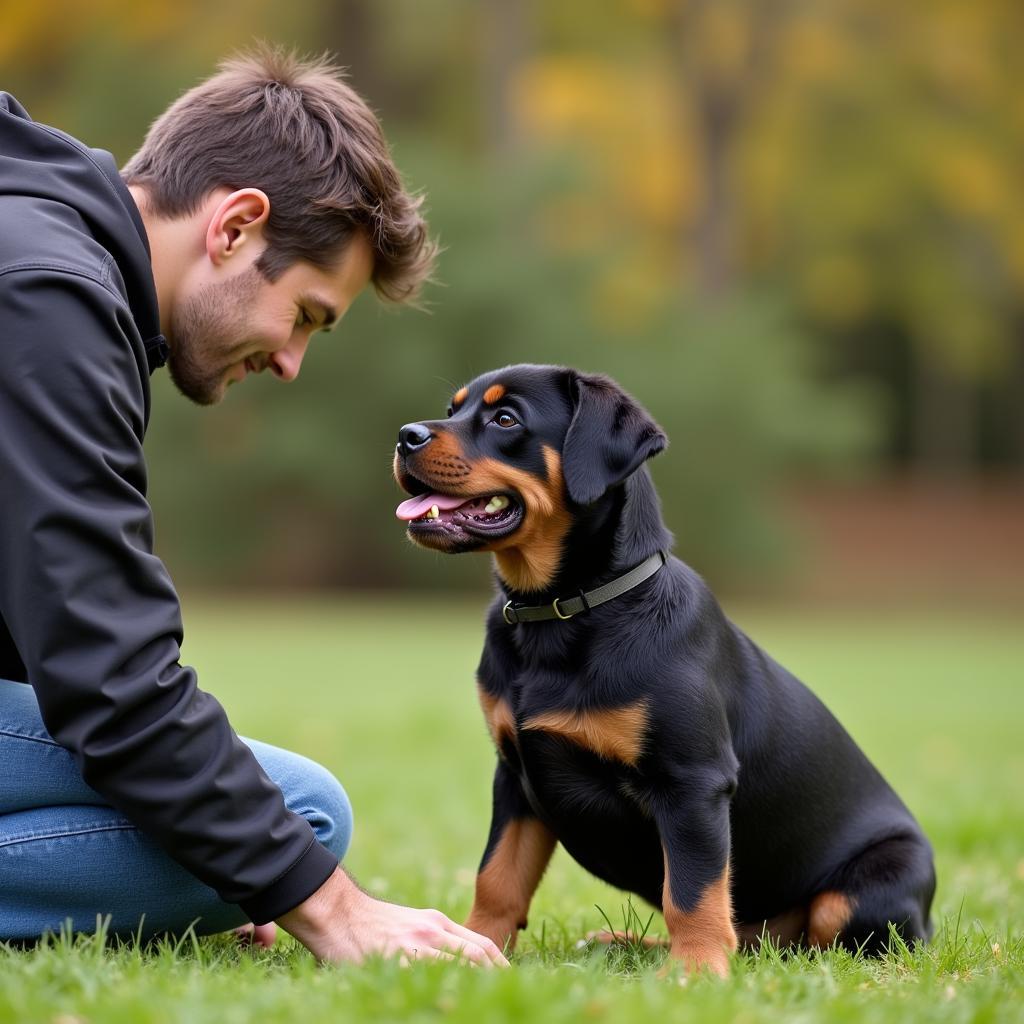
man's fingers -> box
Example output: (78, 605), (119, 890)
(394, 923), (507, 970)
(280, 879), (511, 968)
(441, 921), (510, 967)
(233, 921), (278, 948)
(398, 947), (464, 968)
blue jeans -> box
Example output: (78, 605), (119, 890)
(0, 678), (352, 942)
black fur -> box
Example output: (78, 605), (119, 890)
(395, 363), (936, 960)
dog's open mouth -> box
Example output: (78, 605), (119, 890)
(395, 489), (523, 540)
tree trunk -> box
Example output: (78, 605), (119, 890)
(668, 0), (786, 303)
(479, 0), (531, 161)
(911, 345), (977, 477)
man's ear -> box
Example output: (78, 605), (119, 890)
(561, 372), (668, 506)
(205, 188), (271, 265)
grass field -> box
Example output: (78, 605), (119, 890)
(2, 593), (1022, 1023)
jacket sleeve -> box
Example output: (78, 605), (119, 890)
(0, 267), (338, 923)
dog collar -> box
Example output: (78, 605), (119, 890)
(502, 551), (667, 625)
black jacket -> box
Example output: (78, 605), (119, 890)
(0, 93), (338, 923)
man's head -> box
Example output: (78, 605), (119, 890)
(123, 45), (436, 404)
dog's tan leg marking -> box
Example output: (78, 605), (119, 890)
(465, 817), (557, 952)
(807, 890), (856, 949)
(521, 701), (648, 766)
(662, 860), (738, 977)
(477, 682), (516, 752)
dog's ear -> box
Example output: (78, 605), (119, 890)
(561, 372), (667, 506)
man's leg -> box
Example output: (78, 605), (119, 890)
(0, 679), (352, 942)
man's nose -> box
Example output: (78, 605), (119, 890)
(398, 423), (433, 456)
(268, 336), (311, 382)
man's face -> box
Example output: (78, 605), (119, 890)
(166, 234), (374, 406)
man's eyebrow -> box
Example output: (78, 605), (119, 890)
(301, 294), (339, 330)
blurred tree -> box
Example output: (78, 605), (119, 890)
(510, 0), (1024, 473)
(2, 0), (1018, 591)
(748, 0), (1024, 474)
(0, 0), (296, 153)
(668, 0), (789, 300)
(479, 0), (532, 160)
(142, 140), (876, 590)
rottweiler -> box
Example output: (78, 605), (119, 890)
(392, 363), (935, 975)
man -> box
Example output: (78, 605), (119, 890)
(0, 46), (507, 968)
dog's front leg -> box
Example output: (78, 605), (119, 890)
(655, 775), (738, 977)
(465, 760), (557, 953)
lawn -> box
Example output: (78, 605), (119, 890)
(2, 593), (1022, 1023)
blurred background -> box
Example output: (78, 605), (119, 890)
(4, 0), (1023, 606)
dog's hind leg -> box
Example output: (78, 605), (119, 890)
(735, 906), (810, 951)
(808, 833), (936, 955)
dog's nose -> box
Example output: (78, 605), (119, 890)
(398, 423), (433, 456)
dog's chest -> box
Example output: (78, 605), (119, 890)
(478, 665), (653, 820)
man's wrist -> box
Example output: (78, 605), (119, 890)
(276, 865), (366, 948)
(240, 838), (339, 925)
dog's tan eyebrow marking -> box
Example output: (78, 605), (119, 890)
(521, 700), (649, 766)
(452, 387), (469, 409)
(483, 384), (506, 405)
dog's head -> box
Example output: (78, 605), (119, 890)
(393, 364), (666, 593)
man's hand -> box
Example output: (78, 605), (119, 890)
(276, 866), (510, 968)
(234, 921), (278, 948)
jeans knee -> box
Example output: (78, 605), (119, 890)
(243, 739), (354, 863)
(298, 761), (353, 863)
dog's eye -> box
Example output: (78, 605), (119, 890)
(494, 412), (519, 428)
(446, 406), (454, 418)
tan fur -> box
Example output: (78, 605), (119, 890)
(483, 384), (506, 404)
(521, 701), (649, 766)
(453, 386), (468, 407)
(465, 818), (557, 951)
(808, 890), (855, 948)
(484, 447), (573, 592)
(662, 862), (738, 977)
(411, 431), (473, 484)
(477, 683), (516, 751)
(399, 440), (571, 591)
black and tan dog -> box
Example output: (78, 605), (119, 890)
(393, 364), (935, 975)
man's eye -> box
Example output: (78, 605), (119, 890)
(494, 412), (518, 428)
(296, 309), (312, 327)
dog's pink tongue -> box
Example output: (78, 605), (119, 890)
(395, 493), (467, 521)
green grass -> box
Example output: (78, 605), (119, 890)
(3, 594), (1023, 1023)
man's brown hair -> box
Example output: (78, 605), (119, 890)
(122, 44), (436, 302)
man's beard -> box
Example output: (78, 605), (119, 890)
(166, 267), (263, 406)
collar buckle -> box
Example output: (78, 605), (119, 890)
(501, 551), (668, 627)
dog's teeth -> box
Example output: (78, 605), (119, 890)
(429, 505), (440, 519)
(484, 495), (509, 514)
